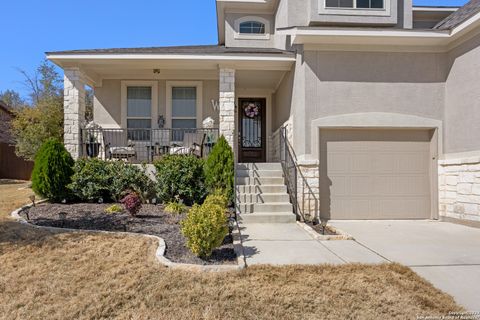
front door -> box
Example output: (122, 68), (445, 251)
(238, 98), (266, 163)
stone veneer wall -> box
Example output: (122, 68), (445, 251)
(296, 162), (320, 222)
(64, 68), (86, 159)
(439, 156), (480, 223)
(219, 68), (236, 149)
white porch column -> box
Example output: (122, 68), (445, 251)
(64, 68), (86, 159)
(219, 68), (236, 149)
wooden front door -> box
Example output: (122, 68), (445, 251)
(238, 98), (266, 163)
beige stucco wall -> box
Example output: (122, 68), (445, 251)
(444, 32), (480, 155)
(299, 50), (447, 156)
(94, 79), (219, 129)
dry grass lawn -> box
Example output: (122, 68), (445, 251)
(0, 181), (462, 320)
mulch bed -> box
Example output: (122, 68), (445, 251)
(22, 203), (237, 265)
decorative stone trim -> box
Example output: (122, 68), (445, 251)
(439, 157), (480, 223)
(297, 222), (354, 241)
(296, 163), (320, 221)
(11, 204), (246, 272)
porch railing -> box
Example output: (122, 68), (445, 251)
(81, 128), (219, 163)
(279, 126), (319, 222)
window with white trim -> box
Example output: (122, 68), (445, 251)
(171, 87), (197, 129)
(239, 21), (266, 34)
(325, 0), (383, 9)
(127, 86), (152, 129)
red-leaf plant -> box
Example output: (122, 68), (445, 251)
(120, 191), (142, 216)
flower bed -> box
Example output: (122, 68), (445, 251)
(22, 203), (237, 265)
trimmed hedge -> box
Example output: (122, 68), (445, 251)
(31, 139), (74, 202)
(154, 155), (206, 205)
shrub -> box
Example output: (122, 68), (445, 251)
(203, 192), (228, 209)
(105, 204), (123, 214)
(108, 162), (155, 202)
(154, 155), (206, 205)
(69, 159), (154, 202)
(31, 138), (74, 202)
(120, 191), (142, 216)
(204, 136), (234, 203)
(164, 198), (187, 215)
(69, 158), (112, 202)
(181, 203), (229, 258)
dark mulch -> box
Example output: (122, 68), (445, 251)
(22, 203), (237, 265)
(305, 222), (339, 236)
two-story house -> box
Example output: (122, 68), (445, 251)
(48, 0), (480, 225)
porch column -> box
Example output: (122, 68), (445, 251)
(64, 68), (86, 159)
(219, 68), (236, 148)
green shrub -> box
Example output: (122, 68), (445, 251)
(105, 204), (123, 214)
(203, 192), (228, 209)
(154, 155), (206, 205)
(69, 159), (154, 203)
(164, 200), (187, 215)
(68, 158), (113, 202)
(31, 138), (74, 202)
(181, 203), (229, 258)
(204, 136), (234, 203)
(108, 162), (155, 202)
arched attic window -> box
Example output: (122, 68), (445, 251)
(239, 21), (266, 34)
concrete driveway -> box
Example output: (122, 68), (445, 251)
(330, 220), (480, 311)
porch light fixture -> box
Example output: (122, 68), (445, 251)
(153, 69), (161, 74)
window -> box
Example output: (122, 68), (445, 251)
(127, 86), (152, 140)
(239, 21), (266, 34)
(171, 87), (197, 129)
(325, 0), (383, 8)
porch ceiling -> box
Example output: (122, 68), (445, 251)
(48, 56), (293, 88)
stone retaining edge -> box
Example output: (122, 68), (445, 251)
(296, 221), (354, 241)
(11, 202), (246, 272)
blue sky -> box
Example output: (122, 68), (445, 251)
(0, 0), (469, 98)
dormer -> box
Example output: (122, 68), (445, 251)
(217, 0), (280, 48)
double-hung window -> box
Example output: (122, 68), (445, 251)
(127, 86), (152, 141)
(171, 87), (197, 129)
(325, 0), (384, 9)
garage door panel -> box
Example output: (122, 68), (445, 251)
(320, 129), (432, 220)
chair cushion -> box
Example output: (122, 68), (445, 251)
(110, 146), (136, 156)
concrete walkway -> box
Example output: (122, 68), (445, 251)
(239, 220), (480, 311)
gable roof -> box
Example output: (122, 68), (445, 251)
(46, 45), (294, 57)
(434, 0), (480, 30)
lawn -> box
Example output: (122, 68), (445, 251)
(0, 181), (462, 320)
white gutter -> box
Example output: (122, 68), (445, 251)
(46, 53), (296, 62)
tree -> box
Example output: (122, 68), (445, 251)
(0, 90), (26, 109)
(204, 136), (235, 203)
(10, 60), (64, 160)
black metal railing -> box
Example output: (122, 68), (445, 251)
(81, 128), (219, 163)
(279, 126), (319, 222)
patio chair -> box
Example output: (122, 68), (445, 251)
(169, 132), (206, 157)
(103, 130), (137, 161)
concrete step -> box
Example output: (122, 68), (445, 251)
(236, 176), (285, 186)
(236, 193), (291, 204)
(236, 184), (287, 194)
(237, 163), (282, 170)
(238, 212), (297, 223)
(237, 202), (293, 214)
(236, 169), (284, 178)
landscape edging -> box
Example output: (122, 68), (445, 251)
(10, 203), (246, 272)
(297, 221), (354, 241)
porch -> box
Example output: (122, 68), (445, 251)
(48, 45), (296, 163)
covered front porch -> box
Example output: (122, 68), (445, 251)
(47, 46), (295, 163)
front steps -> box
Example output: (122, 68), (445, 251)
(236, 162), (296, 224)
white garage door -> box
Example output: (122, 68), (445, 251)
(320, 129), (432, 220)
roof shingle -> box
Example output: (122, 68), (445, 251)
(434, 0), (480, 30)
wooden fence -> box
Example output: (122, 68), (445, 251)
(0, 143), (33, 180)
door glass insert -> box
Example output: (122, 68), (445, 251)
(241, 100), (262, 148)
